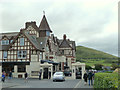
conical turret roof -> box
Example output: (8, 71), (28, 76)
(39, 15), (52, 32)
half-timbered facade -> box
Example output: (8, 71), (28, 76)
(0, 14), (76, 79)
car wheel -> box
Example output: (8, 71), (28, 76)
(53, 80), (55, 82)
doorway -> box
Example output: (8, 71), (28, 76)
(43, 68), (48, 79)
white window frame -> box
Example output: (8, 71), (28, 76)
(46, 31), (50, 36)
(17, 50), (27, 59)
(3, 51), (7, 59)
(1, 40), (9, 45)
(20, 38), (24, 46)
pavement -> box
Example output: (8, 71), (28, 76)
(1, 77), (93, 89)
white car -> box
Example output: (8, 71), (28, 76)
(53, 72), (65, 82)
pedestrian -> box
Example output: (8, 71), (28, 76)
(24, 72), (28, 83)
(39, 71), (42, 80)
(2, 71), (6, 82)
(88, 70), (93, 86)
(83, 71), (88, 85)
(8, 71), (12, 80)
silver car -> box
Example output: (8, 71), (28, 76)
(53, 72), (65, 82)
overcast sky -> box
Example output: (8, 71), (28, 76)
(0, 0), (118, 56)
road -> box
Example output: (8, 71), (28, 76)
(1, 77), (93, 89)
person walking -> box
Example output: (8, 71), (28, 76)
(24, 72), (28, 83)
(88, 70), (93, 86)
(8, 71), (12, 80)
(83, 71), (88, 85)
(2, 71), (6, 82)
(39, 71), (42, 80)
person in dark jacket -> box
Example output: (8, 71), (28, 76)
(39, 71), (42, 80)
(88, 70), (93, 86)
(8, 71), (12, 80)
(83, 71), (88, 85)
(24, 72), (28, 83)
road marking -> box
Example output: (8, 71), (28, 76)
(74, 80), (81, 88)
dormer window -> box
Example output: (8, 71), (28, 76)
(46, 31), (50, 36)
(1, 40), (9, 45)
(20, 38), (24, 46)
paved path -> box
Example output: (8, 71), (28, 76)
(1, 77), (93, 89)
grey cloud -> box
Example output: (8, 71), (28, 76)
(0, 1), (118, 56)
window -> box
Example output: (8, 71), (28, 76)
(3, 51), (7, 59)
(18, 65), (26, 72)
(61, 50), (64, 55)
(17, 50), (27, 59)
(10, 40), (13, 43)
(46, 31), (50, 36)
(1, 40), (9, 45)
(39, 52), (42, 60)
(20, 38), (24, 46)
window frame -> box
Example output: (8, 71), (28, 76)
(20, 38), (24, 46)
(1, 40), (9, 45)
(46, 31), (50, 36)
(3, 51), (7, 59)
(17, 50), (27, 59)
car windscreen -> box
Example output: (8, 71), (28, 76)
(55, 72), (63, 75)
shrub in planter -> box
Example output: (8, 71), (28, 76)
(94, 73), (118, 89)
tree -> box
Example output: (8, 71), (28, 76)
(94, 64), (103, 70)
(86, 65), (92, 70)
(111, 63), (119, 70)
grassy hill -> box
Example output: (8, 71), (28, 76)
(76, 46), (118, 66)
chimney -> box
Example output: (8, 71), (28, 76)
(25, 21), (36, 28)
(25, 22), (31, 28)
(63, 34), (66, 40)
(31, 21), (36, 25)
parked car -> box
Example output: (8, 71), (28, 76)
(64, 71), (72, 76)
(53, 72), (65, 82)
(76, 71), (82, 79)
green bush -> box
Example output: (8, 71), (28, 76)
(94, 73), (119, 89)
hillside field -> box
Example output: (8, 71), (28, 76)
(76, 46), (118, 66)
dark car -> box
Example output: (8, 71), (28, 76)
(76, 72), (82, 79)
(64, 71), (71, 76)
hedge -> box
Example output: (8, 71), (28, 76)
(94, 73), (119, 89)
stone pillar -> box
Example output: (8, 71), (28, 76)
(43, 52), (46, 60)
(0, 65), (2, 77)
(72, 66), (76, 79)
(82, 65), (85, 80)
(26, 65), (30, 78)
(14, 65), (18, 78)
(61, 62), (62, 71)
(57, 65), (59, 71)
(51, 66), (53, 79)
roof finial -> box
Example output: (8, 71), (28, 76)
(43, 11), (45, 15)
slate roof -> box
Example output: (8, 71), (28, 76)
(39, 15), (52, 32)
(0, 32), (19, 50)
(36, 37), (48, 50)
(0, 32), (19, 39)
(58, 39), (76, 50)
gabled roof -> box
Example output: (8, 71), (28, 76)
(7, 30), (43, 51)
(59, 39), (72, 49)
(0, 32), (19, 40)
(39, 15), (52, 32)
(36, 37), (48, 50)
